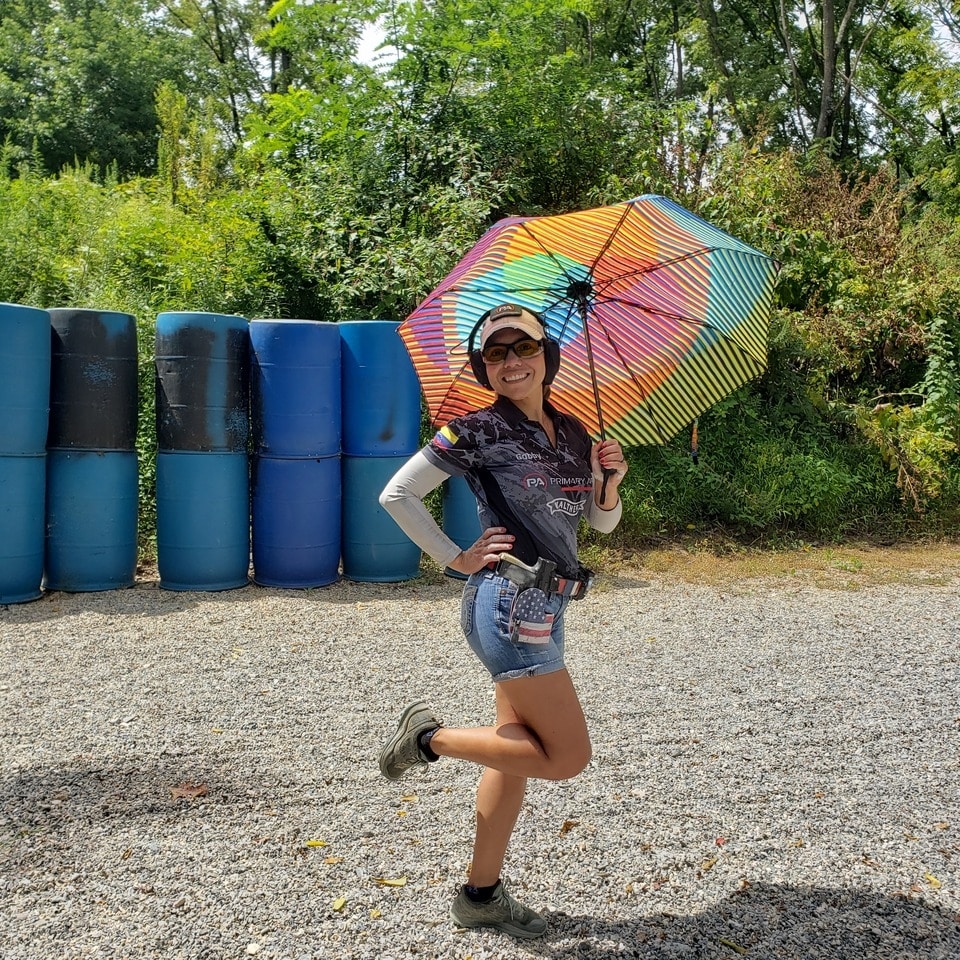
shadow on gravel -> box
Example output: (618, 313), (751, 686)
(4, 568), (655, 626)
(527, 883), (960, 959)
(0, 758), (252, 844)
(2, 575), (478, 624)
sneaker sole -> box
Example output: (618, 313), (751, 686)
(450, 907), (547, 940)
(378, 701), (431, 780)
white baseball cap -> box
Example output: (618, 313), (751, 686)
(479, 303), (545, 349)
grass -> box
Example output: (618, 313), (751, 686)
(139, 534), (960, 592)
(416, 536), (960, 592)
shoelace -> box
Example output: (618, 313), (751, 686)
(402, 743), (426, 769)
(499, 888), (521, 920)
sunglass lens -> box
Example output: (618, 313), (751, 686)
(483, 345), (507, 362)
(513, 339), (542, 358)
(481, 338), (543, 363)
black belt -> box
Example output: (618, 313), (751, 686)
(486, 554), (591, 599)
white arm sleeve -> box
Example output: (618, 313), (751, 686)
(378, 450), (466, 567)
(583, 492), (623, 533)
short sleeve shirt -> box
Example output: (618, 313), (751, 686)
(422, 396), (594, 579)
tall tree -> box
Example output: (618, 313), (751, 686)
(691, 0), (945, 165)
(0, 0), (203, 174)
(158, 0), (270, 139)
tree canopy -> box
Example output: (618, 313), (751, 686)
(1, 0), (958, 541)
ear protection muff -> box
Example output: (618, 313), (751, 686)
(467, 303), (561, 389)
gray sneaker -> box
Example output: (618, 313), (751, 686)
(450, 881), (547, 939)
(378, 701), (440, 780)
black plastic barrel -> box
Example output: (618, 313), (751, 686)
(0, 456), (45, 603)
(250, 319), (341, 457)
(339, 321), (421, 456)
(43, 309), (139, 592)
(251, 456), (341, 588)
(44, 451), (138, 591)
(0, 302), (51, 456)
(341, 455), (421, 582)
(155, 452), (250, 591)
(155, 312), (249, 452)
(1, 302), (50, 603)
(155, 312), (250, 591)
(47, 309), (138, 449)
(442, 475), (482, 579)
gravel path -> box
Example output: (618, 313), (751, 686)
(1, 566), (959, 959)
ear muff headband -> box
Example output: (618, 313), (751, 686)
(468, 305), (561, 389)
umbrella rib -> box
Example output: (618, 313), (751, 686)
(515, 208), (632, 445)
(601, 293), (771, 361)
(516, 220), (595, 299)
(576, 323), (673, 445)
(592, 294), (769, 384)
(585, 201), (636, 280)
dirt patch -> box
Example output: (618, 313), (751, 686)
(610, 538), (960, 590)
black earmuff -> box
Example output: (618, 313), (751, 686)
(467, 304), (561, 389)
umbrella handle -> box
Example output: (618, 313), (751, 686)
(599, 467), (616, 506)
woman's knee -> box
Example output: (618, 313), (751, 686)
(544, 739), (592, 780)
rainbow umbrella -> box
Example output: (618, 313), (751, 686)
(399, 195), (780, 447)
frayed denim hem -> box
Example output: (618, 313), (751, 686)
(492, 658), (566, 683)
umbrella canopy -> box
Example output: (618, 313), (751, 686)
(399, 194), (780, 446)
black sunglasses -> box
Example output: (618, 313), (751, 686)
(481, 337), (545, 364)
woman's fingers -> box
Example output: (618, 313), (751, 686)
(451, 527), (514, 574)
(477, 526), (514, 558)
(592, 440), (628, 479)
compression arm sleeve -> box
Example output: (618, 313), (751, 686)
(378, 450), (465, 567)
(583, 491), (623, 533)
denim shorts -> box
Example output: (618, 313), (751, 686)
(460, 569), (570, 682)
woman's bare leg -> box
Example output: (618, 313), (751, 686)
(467, 685), (527, 887)
(429, 668), (591, 781)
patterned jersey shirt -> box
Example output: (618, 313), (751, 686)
(422, 396), (594, 579)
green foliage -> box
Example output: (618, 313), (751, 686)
(1, 3), (959, 553)
(855, 403), (957, 513)
(0, 0), (204, 175)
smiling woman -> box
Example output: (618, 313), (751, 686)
(375, 301), (629, 940)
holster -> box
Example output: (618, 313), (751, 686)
(494, 553), (591, 601)
(494, 553), (556, 592)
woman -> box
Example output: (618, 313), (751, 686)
(377, 302), (628, 940)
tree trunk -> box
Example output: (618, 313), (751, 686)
(815, 0), (837, 142)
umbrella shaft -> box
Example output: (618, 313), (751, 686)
(577, 295), (606, 442)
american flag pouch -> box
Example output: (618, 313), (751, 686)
(510, 587), (553, 644)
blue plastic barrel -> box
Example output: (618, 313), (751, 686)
(341, 455), (421, 582)
(156, 452), (250, 591)
(250, 319), (341, 457)
(48, 309), (138, 450)
(155, 312), (249, 452)
(44, 450), (138, 591)
(339, 321), (421, 456)
(442, 475), (482, 579)
(251, 455), (341, 588)
(0, 302), (51, 456)
(0, 455), (45, 603)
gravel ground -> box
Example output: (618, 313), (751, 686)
(1, 564), (959, 960)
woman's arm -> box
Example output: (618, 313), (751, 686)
(583, 493), (622, 532)
(378, 450), (464, 567)
(583, 438), (627, 532)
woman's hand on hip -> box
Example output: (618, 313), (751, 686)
(447, 526), (515, 575)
